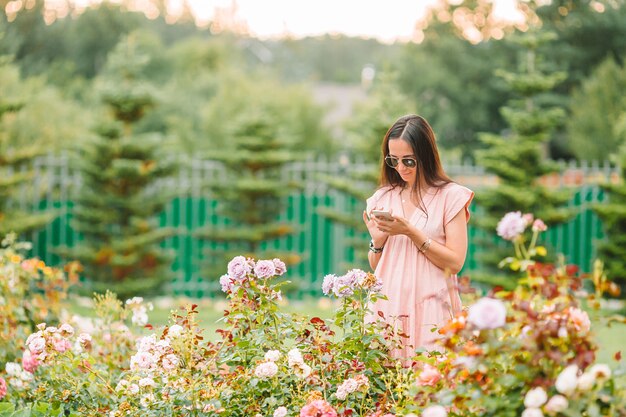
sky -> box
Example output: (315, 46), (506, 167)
(181, 0), (526, 43)
(185, 0), (440, 43)
(12, 0), (528, 43)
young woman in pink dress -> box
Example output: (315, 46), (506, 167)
(363, 114), (474, 359)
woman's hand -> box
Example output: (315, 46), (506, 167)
(362, 209), (388, 247)
(373, 214), (415, 237)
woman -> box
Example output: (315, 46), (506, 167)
(363, 114), (474, 358)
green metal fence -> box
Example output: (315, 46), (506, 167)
(23, 153), (615, 298)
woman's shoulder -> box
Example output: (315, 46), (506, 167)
(368, 185), (394, 200)
(366, 185), (394, 206)
(439, 181), (473, 196)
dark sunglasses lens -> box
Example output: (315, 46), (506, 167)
(403, 158), (417, 168)
(385, 156), (399, 168)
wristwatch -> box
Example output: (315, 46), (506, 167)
(369, 240), (384, 253)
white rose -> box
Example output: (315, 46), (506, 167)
(5, 362), (22, 377)
(140, 393), (155, 407)
(576, 372), (595, 391)
(422, 405), (447, 417)
(132, 310), (149, 327)
(544, 395), (568, 414)
(524, 387), (548, 408)
(168, 324), (184, 338)
(130, 351), (156, 371)
(521, 408), (544, 417)
(293, 362), (311, 379)
(467, 298), (507, 330)
(555, 364), (579, 396)
(265, 350), (281, 362)
(127, 384), (140, 396)
(588, 364), (611, 380)
(254, 361), (279, 379)
(273, 406), (288, 417)
(287, 348), (303, 366)
(139, 377), (156, 388)
(335, 386), (348, 400)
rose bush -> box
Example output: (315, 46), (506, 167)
(392, 212), (626, 416)
(1, 211), (625, 416)
(0, 233), (80, 366)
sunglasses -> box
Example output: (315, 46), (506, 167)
(385, 155), (417, 169)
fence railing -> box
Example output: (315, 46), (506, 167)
(16, 153), (620, 297)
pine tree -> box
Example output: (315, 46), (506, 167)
(317, 75), (415, 270)
(59, 35), (178, 298)
(195, 108), (304, 292)
(0, 56), (54, 236)
(593, 119), (626, 294)
(473, 30), (574, 287)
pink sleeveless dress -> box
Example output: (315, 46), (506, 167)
(365, 183), (474, 357)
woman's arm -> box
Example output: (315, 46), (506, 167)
(406, 209), (468, 274)
(363, 210), (388, 271)
(375, 209), (468, 274)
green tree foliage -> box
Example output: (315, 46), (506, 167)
(593, 116), (626, 293)
(567, 57), (626, 161)
(195, 108), (305, 289)
(473, 31), (574, 287)
(395, 21), (515, 158)
(263, 34), (404, 83)
(317, 74), (416, 270)
(537, 0), (626, 91)
(532, 0), (626, 159)
(59, 34), (178, 298)
(0, 56), (55, 236)
(197, 69), (333, 156)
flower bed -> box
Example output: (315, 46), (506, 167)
(0, 215), (625, 416)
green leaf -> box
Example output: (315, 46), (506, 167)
(0, 403), (16, 416)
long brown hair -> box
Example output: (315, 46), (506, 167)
(379, 114), (451, 214)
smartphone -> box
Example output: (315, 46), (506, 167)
(371, 210), (394, 221)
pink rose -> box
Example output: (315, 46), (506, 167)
(532, 219), (547, 232)
(496, 211), (527, 241)
(59, 323), (74, 337)
(567, 307), (590, 334)
(161, 353), (180, 371)
(130, 351), (156, 371)
(227, 256), (252, 281)
(417, 364), (442, 386)
(0, 377), (6, 400)
(52, 337), (71, 353)
(254, 260), (277, 279)
(468, 297), (507, 330)
(219, 274), (234, 292)
(272, 258), (287, 276)
(22, 350), (39, 373)
(422, 405), (447, 417)
(27, 336), (46, 354)
(299, 399), (337, 417)
(322, 274), (337, 296)
(78, 333), (93, 349)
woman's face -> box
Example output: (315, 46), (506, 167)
(387, 138), (417, 185)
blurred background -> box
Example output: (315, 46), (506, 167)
(1, 0), (626, 303)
